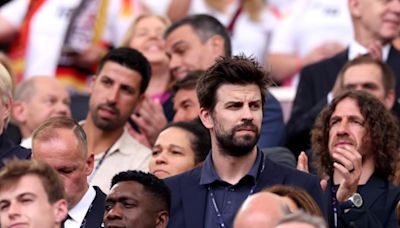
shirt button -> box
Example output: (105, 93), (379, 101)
(227, 201), (231, 204)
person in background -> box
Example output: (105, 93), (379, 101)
(287, 0), (400, 155)
(268, 0), (352, 86)
(234, 191), (289, 228)
(0, 63), (30, 169)
(32, 117), (106, 228)
(172, 71), (202, 123)
(167, 0), (277, 65)
(12, 76), (71, 148)
(82, 47), (151, 193)
(149, 119), (210, 179)
(121, 14), (174, 147)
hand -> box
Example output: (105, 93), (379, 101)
(130, 97), (168, 146)
(125, 122), (151, 148)
(332, 145), (362, 202)
(297, 151), (309, 173)
(74, 44), (107, 68)
(303, 42), (345, 66)
(297, 151), (328, 192)
(366, 40), (383, 60)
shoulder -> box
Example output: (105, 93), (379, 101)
(165, 166), (202, 189)
(120, 131), (152, 156)
(301, 50), (348, 75)
(93, 186), (107, 200)
(262, 158), (321, 187)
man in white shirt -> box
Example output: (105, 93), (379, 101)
(32, 116), (106, 228)
(82, 47), (152, 193)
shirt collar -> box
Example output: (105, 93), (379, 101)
(348, 40), (390, 61)
(68, 186), (96, 224)
(200, 149), (263, 185)
(80, 120), (130, 156)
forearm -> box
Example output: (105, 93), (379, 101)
(167, 0), (192, 22)
(267, 53), (301, 83)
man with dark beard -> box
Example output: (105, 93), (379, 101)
(82, 48), (151, 193)
(164, 55), (324, 228)
(312, 90), (400, 227)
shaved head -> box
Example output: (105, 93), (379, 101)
(234, 192), (288, 228)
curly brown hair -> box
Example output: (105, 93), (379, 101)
(311, 90), (400, 179)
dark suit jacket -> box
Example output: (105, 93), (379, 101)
(70, 186), (106, 228)
(0, 132), (31, 169)
(165, 157), (325, 228)
(259, 93), (286, 148)
(325, 173), (400, 228)
(286, 46), (400, 155)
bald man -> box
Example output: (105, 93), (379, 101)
(12, 76), (71, 148)
(234, 192), (288, 228)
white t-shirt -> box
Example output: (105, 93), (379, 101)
(0, 0), (140, 79)
(0, 0), (80, 79)
(269, 0), (353, 56)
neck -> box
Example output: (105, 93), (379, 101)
(70, 184), (89, 209)
(20, 125), (31, 139)
(211, 146), (258, 185)
(145, 62), (171, 98)
(83, 113), (124, 155)
(333, 157), (375, 185)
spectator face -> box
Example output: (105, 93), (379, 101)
(129, 16), (169, 65)
(0, 94), (10, 134)
(350, 0), (400, 41)
(32, 128), (93, 209)
(165, 25), (221, 80)
(328, 98), (371, 158)
(150, 127), (196, 179)
(201, 84), (262, 156)
(23, 78), (71, 134)
(0, 175), (67, 228)
(342, 63), (394, 109)
(104, 181), (159, 228)
(89, 61), (143, 131)
(173, 88), (200, 122)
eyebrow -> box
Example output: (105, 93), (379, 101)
(171, 40), (188, 50)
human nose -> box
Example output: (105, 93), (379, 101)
(336, 120), (349, 135)
(155, 151), (168, 165)
(173, 110), (184, 122)
(241, 105), (254, 121)
(56, 102), (71, 116)
(8, 202), (21, 218)
(106, 86), (119, 103)
(169, 55), (181, 73)
(105, 204), (123, 220)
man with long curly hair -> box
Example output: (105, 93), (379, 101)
(311, 90), (400, 227)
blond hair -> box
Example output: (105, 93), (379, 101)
(120, 14), (171, 47)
